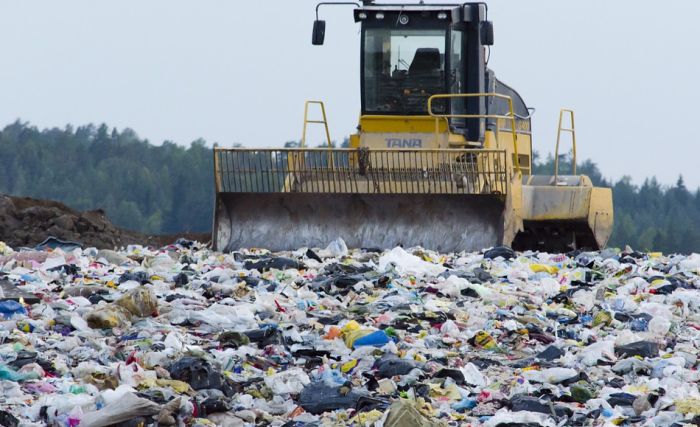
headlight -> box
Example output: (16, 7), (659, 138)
(398, 15), (409, 25)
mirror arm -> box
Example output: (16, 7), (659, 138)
(316, 2), (361, 20)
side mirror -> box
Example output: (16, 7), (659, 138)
(481, 21), (494, 46)
(312, 20), (326, 45)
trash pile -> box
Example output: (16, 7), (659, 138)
(1, 238), (700, 426)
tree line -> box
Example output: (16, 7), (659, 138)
(0, 121), (212, 235)
(1, 120), (699, 253)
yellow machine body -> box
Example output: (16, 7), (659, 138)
(213, 101), (613, 253)
(211, 3), (613, 253)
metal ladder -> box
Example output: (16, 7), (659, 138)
(301, 100), (332, 148)
(554, 108), (577, 181)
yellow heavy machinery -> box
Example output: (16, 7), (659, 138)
(212, 1), (613, 253)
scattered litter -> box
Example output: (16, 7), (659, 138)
(0, 240), (698, 426)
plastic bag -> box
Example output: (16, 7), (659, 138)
(484, 410), (556, 427)
(324, 237), (348, 258)
(85, 305), (132, 329)
(383, 400), (444, 427)
(0, 301), (26, 320)
(116, 287), (158, 317)
(79, 392), (160, 427)
(0, 364), (39, 381)
(264, 368), (310, 395)
(522, 367), (578, 384)
(298, 381), (361, 414)
(378, 247), (446, 277)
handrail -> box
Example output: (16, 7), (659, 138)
(554, 108), (577, 180)
(427, 93), (521, 174)
(213, 147), (510, 195)
(214, 147), (508, 153)
(301, 100), (332, 148)
(301, 100), (334, 169)
(515, 107), (536, 120)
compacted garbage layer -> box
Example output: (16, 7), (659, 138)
(1, 239), (700, 426)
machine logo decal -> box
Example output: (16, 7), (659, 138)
(385, 138), (422, 148)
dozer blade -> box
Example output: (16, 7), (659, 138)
(214, 193), (506, 252)
(512, 175), (614, 252)
(212, 147), (518, 253)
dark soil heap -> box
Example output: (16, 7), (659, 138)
(0, 195), (209, 249)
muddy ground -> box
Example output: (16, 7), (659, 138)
(0, 194), (210, 249)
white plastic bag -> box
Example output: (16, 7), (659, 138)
(378, 247), (445, 277)
(522, 367), (578, 384)
(264, 368), (310, 395)
(80, 392), (160, 427)
(325, 237), (348, 257)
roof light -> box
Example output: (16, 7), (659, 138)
(376, 12), (384, 20)
(437, 12), (448, 20)
(358, 12), (367, 19)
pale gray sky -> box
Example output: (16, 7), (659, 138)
(1, 1), (698, 187)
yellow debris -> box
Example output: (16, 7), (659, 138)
(343, 329), (372, 348)
(341, 320), (361, 333)
(353, 409), (384, 425)
(428, 383), (462, 401)
(675, 398), (700, 415)
(341, 359), (358, 373)
(472, 331), (497, 350)
(592, 311), (612, 327)
(138, 378), (194, 394)
(530, 264), (559, 274)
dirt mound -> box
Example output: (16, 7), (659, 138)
(0, 194), (209, 249)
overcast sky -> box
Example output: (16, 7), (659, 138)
(1, 1), (699, 188)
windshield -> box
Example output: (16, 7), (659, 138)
(363, 27), (447, 115)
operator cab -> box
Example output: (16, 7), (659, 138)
(313, 2), (530, 143)
(358, 8), (450, 115)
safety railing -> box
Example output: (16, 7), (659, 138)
(554, 108), (577, 180)
(214, 148), (508, 195)
(301, 100), (332, 148)
(427, 93), (522, 174)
